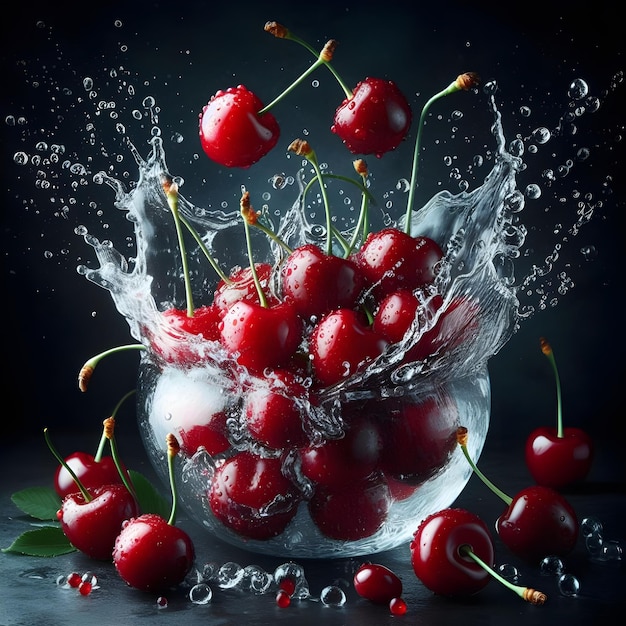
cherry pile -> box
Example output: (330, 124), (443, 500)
(139, 21), (481, 545)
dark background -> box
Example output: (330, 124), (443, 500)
(1, 2), (625, 625)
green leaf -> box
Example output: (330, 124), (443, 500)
(129, 470), (170, 518)
(11, 487), (62, 521)
(2, 526), (76, 557)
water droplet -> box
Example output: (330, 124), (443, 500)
(13, 151), (29, 165)
(498, 563), (520, 582)
(539, 555), (565, 576)
(389, 597), (407, 615)
(189, 582), (213, 604)
(568, 78), (589, 100)
(580, 245), (597, 260)
(524, 183), (542, 199)
(320, 585), (346, 607)
(156, 596), (168, 609)
(581, 516), (603, 537)
(216, 562), (244, 588)
(532, 127), (551, 144)
(519, 105), (531, 117)
(558, 573), (580, 597)
(83, 77), (94, 91)
(601, 539), (623, 561)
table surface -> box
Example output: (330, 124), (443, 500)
(1, 431), (624, 626)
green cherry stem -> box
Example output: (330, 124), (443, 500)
(103, 414), (137, 501)
(44, 428), (92, 502)
(540, 337), (564, 438)
(459, 545), (547, 604)
(258, 39), (340, 115)
(289, 139), (334, 255)
(163, 177), (194, 317)
(347, 159), (370, 256)
(456, 426), (512, 506)
(240, 191), (268, 308)
(165, 433), (181, 526)
(78, 343), (146, 392)
(264, 22), (352, 99)
(404, 72), (480, 233)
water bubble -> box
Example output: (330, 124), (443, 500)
(532, 127), (551, 144)
(274, 562), (309, 599)
(396, 178), (410, 192)
(216, 561), (245, 588)
(539, 555), (565, 576)
(509, 138), (524, 157)
(83, 77), (94, 91)
(585, 531), (604, 558)
(576, 147), (590, 161)
(451, 110), (463, 121)
(132, 110), (142, 120)
(320, 585), (346, 607)
(581, 516), (603, 537)
(5, 115), (16, 126)
(482, 80), (498, 96)
(171, 132), (184, 144)
(156, 596), (168, 609)
(580, 245), (597, 260)
(519, 105), (531, 117)
(524, 183), (541, 199)
(242, 565), (273, 594)
(497, 563), (519, 582)
(558, 573), (580, 597)
(568, 78), (589, 100)
(601, 540), (623, 561)
(189, 582), (213, 604)
(13, 152), (29, 165)
(504, 190), (525, 213)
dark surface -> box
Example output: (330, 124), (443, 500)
(1, 1), (625, 624)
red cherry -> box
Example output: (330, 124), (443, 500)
(525, 338), (593, 488)
(244, 370), (309, 450)
(496, 485), (579, 563)
(309, 308), (388, 387)
(352, 228), (443, 299)
(150, 305), (222, 363)
(281, 244), (365, 320)
(353, 563), (403, 605)
(54, 452), (123, 499)
(308, 473), (391, 541)
(410, 508), (494, 597)
(332, 77), (412, 157)
(199, 85), (280, 168)
(299, 418), (382, 488)
(178, 411), (230, 457)
(376, 393), (458, 484)
(208, 451), (301, 540)
(57, 484), (139, 560)
(219, 300), (302, 374)
(213, 263), (278, 313)
(372, 289), (421, 343)
(113, 513), (195, 592)
(525, 426), (594, 488)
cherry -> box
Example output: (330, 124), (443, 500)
(411, 507), (493, 597)
(58, 484), (139, 561)
(54, 451), (122, 499)
(199, 85), (280, 168)
(113, 434), (195, 592)
(332, 77), (412, 157)
(525, 337), (594, 488)
(458, 427), (579, 563)
(213, 263), (278, 313)
(353, 563), (402, 605)
(309, 308), (388, 387)
(280, 244), (365, 320)
(376, 393), (458, 484)
(208, 451), (301, 540)
(178, 411), (230, 457)
(372, 289), (422, 344)
(352, 227), (443, 299)
(243, 369), (309, 450)
(299, 418), (382, 488)
(411, 508), (547, 604)
(308, 472), (391, 541)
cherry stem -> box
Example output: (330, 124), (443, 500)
(43, 428), (91, 502)
(457, 427), (512, 505)
(240, 191), (268, 308)
(459, 545), (547, 605)
(404, 73), (479, 233)
(163, 178), (195, 317)
(78, 343), (145, 392)
(347, 160), (370, 256)
(263, 23), (352, 100)
(94, 389), (136, 462)
(165, 433), (181, 526)
(541, 337), (564, 438)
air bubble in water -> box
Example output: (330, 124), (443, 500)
(568, 78), (589, 100)
(83, 77), (94, 91)
(532, 127), (551, 144)
(580, 245), (597, 260)
(13, 152), (29, 165)
(519, 105), (531, 117)
(524, 183), (541, 199)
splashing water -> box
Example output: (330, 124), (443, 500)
(6, 27), (623, 556)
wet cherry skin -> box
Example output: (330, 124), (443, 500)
(54, 452), (123, 499)
(496, 485), (579, 563)
(525, 426), (594, 489)
(410, 508), (494, 597)
(57, 484), (139, 560)
(199, 85), (280, 168)
(213, 263), (279, 313)
(113, 512), (195, 592)
(332, 77), (412, 157)
(353, 563), (403, 605)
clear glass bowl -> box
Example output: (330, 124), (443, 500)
(137, 352), (489, 559)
